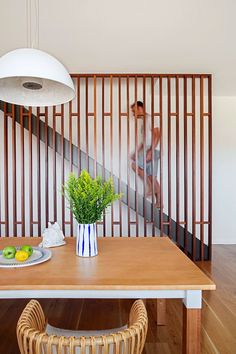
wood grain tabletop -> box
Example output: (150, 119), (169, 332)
(0, 237), (216, 291)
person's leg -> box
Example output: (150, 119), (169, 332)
(146, 175), (153, 196)
(132, 150), (145, 178)
(131, 162), (145, 181)
(153, 151), (161, 207)
(131, 161), (136, 172)
(145, 162), (153, 196)
(132, 152), (154, 195)
(154, 178), (161, 207)
(147, 175), (160, 207)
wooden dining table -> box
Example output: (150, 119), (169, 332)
(0, 236), (215, 354)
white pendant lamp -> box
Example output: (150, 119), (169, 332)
(0, 0), (75, 107)
(0, 48), (75, 107)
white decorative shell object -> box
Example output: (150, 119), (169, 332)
(39, 222), (66, 248)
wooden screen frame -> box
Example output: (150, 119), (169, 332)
(0, 73), (212, 260)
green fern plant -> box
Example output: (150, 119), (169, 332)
(62, 170), (120, 224)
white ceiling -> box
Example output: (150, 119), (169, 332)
(1, 0), (236, 96)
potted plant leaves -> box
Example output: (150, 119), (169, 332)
(62, 170), (120, 257)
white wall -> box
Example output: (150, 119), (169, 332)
(1, 0), (236, 95)
(212, 97), (236, 244)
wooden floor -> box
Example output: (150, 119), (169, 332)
(0, 245), (235, 354)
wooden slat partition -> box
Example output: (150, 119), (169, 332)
(200, 77), (204, 259)
(12, 104), (16, 236)
(183, 78), (188, 254)
(110, 76), (114, 237)
(0, 74), (212, 260)
(192, 77), (196, 260)
(20, 106), (25, 236)
(143, 77), (147, 237)
(134, 76), (139, 237)
(167, 78), (172, 236)
(44, 108), (49, 228)
(101, 77), (106, 237)
(28, 107), (33, 236)
(151, 77), (155, 236)
(118, 78), (122, 236)
(208, 76), (212, 260)
(36, 107), (41, 235)
(127, 77), (131, 237)
(3, 103), (9, 236)
(53, 106), (57, 223)
(159, 78), (164, 237)
(69, 101), (73, 236)
(176, 77), (180, 246)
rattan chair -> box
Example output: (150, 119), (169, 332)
(17, 299), (148, 354)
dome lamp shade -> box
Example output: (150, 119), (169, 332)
(0, 48), (75, 107)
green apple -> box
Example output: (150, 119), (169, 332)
(20, 245), (33, 257)
(2, 246), (16, 259)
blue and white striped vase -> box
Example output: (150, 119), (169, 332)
(76, 223), (98, 257)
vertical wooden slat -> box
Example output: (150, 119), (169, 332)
(36, 108), (41, 236)
(29, 107), (33, 236)
(127, 77), (131, 237)
(134, 76), (139, 236)
(12, 104), (17, 236)
(143, 77), (147, 237)
(77, 77), (81, 175)
(85, 78), (89, 170)
(192, 77), (196, 260)
(200, 77), (204, 260)
(20, 106), (25, 236)
(61, 104), (65, 235)
(52, 106), (57, 223)
(102, 77), (106, 237)
(3, 103), (9, 236)
(167, 78), (172, 235)
(151, 77), (155, 236)
(159, 78), (164, 236)
(93, 75), (97, 177)
(44, 107), (49, 228)
(69, 101), (73, 236)
(183, 77), (188, 254)
(110, 76), (114, 236)
(118, 77), (122, 236)
(94, 77), (98, 236)
(69, 102), (73, 172)
(176, 77), (180, 245)
(208, 75), (212, 260)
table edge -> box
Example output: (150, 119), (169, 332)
(0, 284), (216, 291)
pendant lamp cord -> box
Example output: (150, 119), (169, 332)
(35, 0), (39, 49)
(26, 0), (30, 48)
(26, 0), (39, 49)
